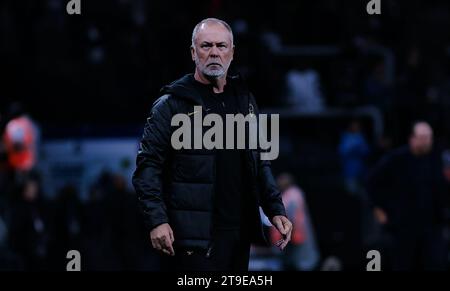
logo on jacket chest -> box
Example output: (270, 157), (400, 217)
(170, 106), (279, 160)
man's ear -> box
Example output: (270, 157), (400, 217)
(231, 45), (235, 61)
(191, 46), (196, 62)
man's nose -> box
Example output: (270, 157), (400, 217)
(210, 45), (220, 57)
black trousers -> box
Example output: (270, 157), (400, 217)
(390, 226), (447, 271)
(162, 228), (250, 272)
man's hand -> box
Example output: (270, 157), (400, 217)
(150, 223), (175, 256)
(271, 215), (293, 250)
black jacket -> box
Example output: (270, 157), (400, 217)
(366, 146), (447, 233)
(132, 73), (286, 249)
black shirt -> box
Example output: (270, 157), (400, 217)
(199, 82), (246, 230)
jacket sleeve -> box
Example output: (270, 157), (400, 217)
(132, 95), (173, 231)
(258, 158), (287, 220)
(249, 92), (287, 220)
(365, 153), (395, 211)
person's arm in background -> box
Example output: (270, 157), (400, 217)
(366, 154), (395, 225)
(132, 95), (175, 256)
(435, 151), (450, 226)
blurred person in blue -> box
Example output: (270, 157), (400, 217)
(338, 120), (370, 196)
(367, 121), (448, 270)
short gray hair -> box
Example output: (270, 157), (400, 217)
(191, 18), (234, 48)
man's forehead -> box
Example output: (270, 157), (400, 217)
(414, 123), (433, 135)
(195, 23), (232, 43)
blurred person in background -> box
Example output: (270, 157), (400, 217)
(338, 120), (378, 249)
(7, 172), (51, 270)
(442, 150), (450, 246)
(82, 172), (160, 270)
(367, 121), (448, 270)
(0, 109), (15, 212)
(442, 150), (450, 184)
(2, 102), (40, 179)
(271, 173), (320, 271)
(0, 111), (9, 210)
(47, 185), (83, 270)
(338, 120), (370, 196)
(0, 213), (22, 270)
(133, 18), (291, 271)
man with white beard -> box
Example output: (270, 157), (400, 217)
(133, 18), (292, 271)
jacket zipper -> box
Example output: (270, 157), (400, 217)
(206, 153), (217, 258)
(247, 98), (270, 245)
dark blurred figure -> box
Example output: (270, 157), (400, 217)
(395, 46), (428, 142)
(47, 185), (83, 270)
(442, 150), (450, 183)
(82, 171), (159, 270)
(0, 111), (9, 212)
(0, 213), (22, 270)
(442, 150), (450, 230)
(6, 172), (51, 270)
(82, 172), (120, 270)
(363, 57), (393, 114)
(108, 174), (161, 270)
(367, 121), (448, 271)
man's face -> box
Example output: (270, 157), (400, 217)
(191, 23), (234, 79)
(409, 123), (433, 155)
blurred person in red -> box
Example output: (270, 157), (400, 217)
(2, 103), (39, 174)
(270, 173), (320, 271)
(367, 121), (448, 270)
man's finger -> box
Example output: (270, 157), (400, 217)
(284, 221), (292, 242)
(275, 239), (284, 247)
(161, 236), (175, 256)
(152, 238), (162, 251)
(280, 239), (289, 250)
(282, 218), (291, 231)
(169, 229), (175, 244)
(161, 249), (171, 256)
(274, 218), (287, 235)
(285, 228), (292, 242)
(167, 244), (175, 256)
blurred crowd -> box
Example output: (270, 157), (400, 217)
(0, 104), (159, 270)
